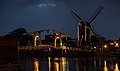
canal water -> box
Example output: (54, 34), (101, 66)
(19, 56), (120, 71)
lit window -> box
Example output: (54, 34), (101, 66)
(110, 43), (114, 45)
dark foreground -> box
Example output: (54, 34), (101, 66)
(19, 55), (120, 71)
(1, 54), (120, 71)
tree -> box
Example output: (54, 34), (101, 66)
(3, 28), (34, 46)
(3, 28), (27, 38)
(90, 35), (106, 47)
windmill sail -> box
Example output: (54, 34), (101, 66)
(90, 28), (104, 43)
(89, 6), (104, 24)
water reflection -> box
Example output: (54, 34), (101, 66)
(93, 57), (97, 71)
(20, 56), (120, 71)
(34, 58), (39, 71)
(104, 60), (108, 71)
(60, 57), (69, 71)
(54, 58), (59, 71)
(114, 63), (119, 71)
(52, 57), (69, 71)
(48, 57), (51, 71)
(75, 58), (79, 71)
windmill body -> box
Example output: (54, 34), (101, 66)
(77, 21), (91, 47)
(72, 6), (104, 47)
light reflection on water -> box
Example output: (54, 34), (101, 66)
(34, 58), (39, 71)
(19, 56), (120, 71)
(114, 63), (119, 71)
(104, 60), (108, 71)
(48, 57), (51, 71)
(54, 58), (59, 71)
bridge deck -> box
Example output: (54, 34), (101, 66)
(18, 45), (94, 53)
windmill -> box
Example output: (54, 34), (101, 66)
(72, 6), (104, 47)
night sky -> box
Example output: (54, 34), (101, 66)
(0, 0), (120, 40)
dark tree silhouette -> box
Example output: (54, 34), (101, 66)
(3, 28), (34, 46)
(3, 28), (27, 38)
(90, 35), (106, 47)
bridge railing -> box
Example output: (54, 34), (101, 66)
(18, 45), (54, 51)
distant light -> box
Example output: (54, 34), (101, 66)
(56, 36), (59, 39)
(94, 47), (97, 49)
(115, 43), (119, 47)
(110, 43), (114, 45)
(62, 45), (66, 49)
(104, 44), (108, 48)
(36, 36), (39, 38)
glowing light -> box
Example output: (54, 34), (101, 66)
(104, 45), (108, 48)
(36, 36), (39, 38)
(62, 46), (66, 49)
(115, 43), (119, 47)
(110, 43), (114, 45)
(48, 57), (51, 71)
(56, 36), (59, 39)
(104, 60), (108, 71)
(54, 58), (59, 71)
(60, 57), (68, 71)
(34, 35), (39, 46)
(34, 58), (39, 71)
(114, 63), (119, 71)
(94, 47), (97, 49)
